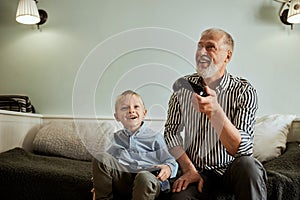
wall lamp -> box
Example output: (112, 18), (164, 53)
(16, 0), (48, 29)
(275, 0), (300, 29)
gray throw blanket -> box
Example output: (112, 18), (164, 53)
(264, 142), (300, 200)
(0, 147), (93, 200)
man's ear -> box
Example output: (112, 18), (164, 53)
(225, 50), (232, 63)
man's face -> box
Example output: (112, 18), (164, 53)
(195, 33), (229, 79)
(114, 94), (146, 132)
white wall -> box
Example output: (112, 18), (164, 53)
(0, 0), (299, 119)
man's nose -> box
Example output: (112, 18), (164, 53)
(198, 46), (207, 54)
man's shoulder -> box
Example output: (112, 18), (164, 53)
(174, 73), (198, 81)
(172, 73), (199, 92)
(183, 73), (198, 80)
(228, 73), (256, 90)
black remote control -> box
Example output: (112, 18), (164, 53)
(173, 77), (208, 97)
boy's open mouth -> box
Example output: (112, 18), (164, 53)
(129, 115), (138, 120)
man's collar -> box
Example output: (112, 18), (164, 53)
(217, 70), (230, 91)
(188, 71), (230, 90)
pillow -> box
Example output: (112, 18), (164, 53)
(32, 120), (115, 161)
(253, 114), (296, 162)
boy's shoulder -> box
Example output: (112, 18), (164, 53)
(139, 125), (162, 137)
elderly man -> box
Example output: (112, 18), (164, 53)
(164, 28), (267, 200)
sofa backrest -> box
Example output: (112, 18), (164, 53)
(0, 110), (299, 153)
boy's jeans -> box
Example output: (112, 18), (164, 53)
(92, 152), (160, 200)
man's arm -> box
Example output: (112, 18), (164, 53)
(169, 146), (204, 193)
(209, 107), (241, 156)
(164, 92), (205, 192)
(191, 88), (241, 156)
(191, 85), (257, 156)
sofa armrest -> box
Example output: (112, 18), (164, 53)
(287, 119), (300, 142)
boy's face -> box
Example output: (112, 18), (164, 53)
(114, 94), (147, 133)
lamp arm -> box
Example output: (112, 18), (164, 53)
(280, 2), (289, 16)
(274, 0), (290, 3)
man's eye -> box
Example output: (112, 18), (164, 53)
(206, 45), (216, 51)
(121, 107), (127, 111)
(197, 44), (216, 51)
(198, 44), (203, 50)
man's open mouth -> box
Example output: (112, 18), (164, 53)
(199, 55), (211, 63)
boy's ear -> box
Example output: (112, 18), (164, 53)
(114, 113), (120, 121)
(143, 109), (147, 118)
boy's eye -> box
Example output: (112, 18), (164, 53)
(120, 107), (128, 111)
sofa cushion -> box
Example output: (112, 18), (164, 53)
(253, 114), (296, 162)
(32, 120), (115, 161)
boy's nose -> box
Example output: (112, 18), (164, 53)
(128, 107), (134, 113)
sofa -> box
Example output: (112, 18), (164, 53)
(0, 113), (299, 200)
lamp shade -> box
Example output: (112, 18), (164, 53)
(287, 0), (300, 23)
(16, 0), (40, 25)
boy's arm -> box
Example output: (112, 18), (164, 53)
(156, 134), (178, 178)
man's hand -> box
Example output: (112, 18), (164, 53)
(172, 169), (204, 193)
(191, 86), (221, 118)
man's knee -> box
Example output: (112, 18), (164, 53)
(228, 156), (267, 199)
(231, 156), (266, 180)
(170, 184), (203, 200)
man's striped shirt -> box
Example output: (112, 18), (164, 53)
(164, 71), (258, 175)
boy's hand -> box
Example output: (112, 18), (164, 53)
(154, 164), (171, 181)
(91, 188), (95, 200)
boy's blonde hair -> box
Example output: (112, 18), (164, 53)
(114, 90), (145, 111)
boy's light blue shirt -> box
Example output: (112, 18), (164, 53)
(107, 122), (178, 178)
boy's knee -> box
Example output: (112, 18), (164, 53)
(133, 171), (160, 199)
(135, 171), (159, 189)
(92, 152), (118, 175)
(135, 171), (156, 183)
(93, 152), (112, 163)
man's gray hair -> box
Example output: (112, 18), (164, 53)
(202, 28), (234, 52)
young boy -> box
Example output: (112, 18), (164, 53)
(92, 90), (178, 200)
